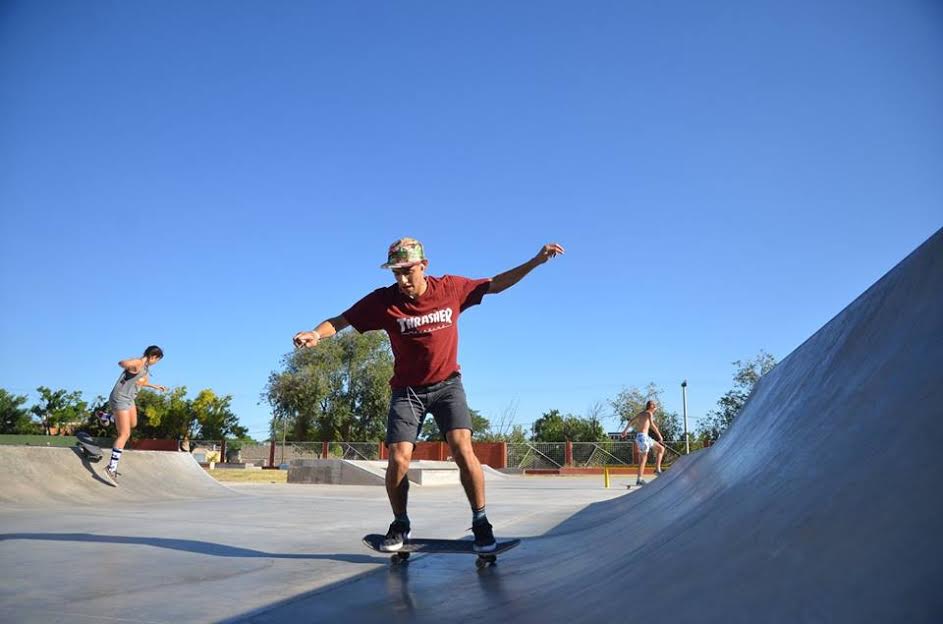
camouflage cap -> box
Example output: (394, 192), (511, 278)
(380, 237), (426, 269)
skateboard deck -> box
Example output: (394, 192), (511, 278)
(75, 431), (103, 462)
(362, 534), (521, 568)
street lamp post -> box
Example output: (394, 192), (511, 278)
(681, 380), (689, 454)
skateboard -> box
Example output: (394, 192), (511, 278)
(75, 431), (103, 462)
(362, 534), (521, 568)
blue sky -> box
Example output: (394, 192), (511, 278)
(1, 1), (940, 440)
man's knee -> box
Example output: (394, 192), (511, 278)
(388, 444), (413, 470)
(448, 441), (478, 467)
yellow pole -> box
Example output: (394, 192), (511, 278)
(604, 466), (610, 488)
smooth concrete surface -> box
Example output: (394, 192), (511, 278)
(0, 475), (629, 623)
(2, 230), (942, 623)
(0, 446), (233, 506)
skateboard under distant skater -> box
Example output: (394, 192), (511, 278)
(75, 431), (103, 462)
(362, 534), (521, 568)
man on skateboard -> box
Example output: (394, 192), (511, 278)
(294, 237), (564, 553)
(620, 400), (666, 486)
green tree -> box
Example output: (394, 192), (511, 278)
(531, 409), (608, 442)
(610, 383), (683, 441)
(698, 351), (777, 442)
(138, 388), (235, 440)
(264, 331), (394, 441)
(134, 387), (188, 438)
(0, 389), (36, 434)
(31, 387), (89, 435)
(192, 389), (248, 440)
(500, 424), (529, 444)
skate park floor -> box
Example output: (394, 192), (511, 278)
(0, 471), (642, 624)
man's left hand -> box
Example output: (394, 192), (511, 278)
(534, 242), (565, 264)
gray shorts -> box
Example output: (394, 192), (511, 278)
(386, 373), (473, 445)
(109, 397), (134, 412)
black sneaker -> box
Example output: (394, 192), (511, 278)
(636, 478), (647, 486)
(472, 519), (496, 553)
(379, 520), (411, 552)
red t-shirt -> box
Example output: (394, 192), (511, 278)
(342, 274), (491, 388)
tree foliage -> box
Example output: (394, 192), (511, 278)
(132, 387), (249, 440)
(264, 331), (393, 441)
(698, 351), (777, 442)
(531, 408), (608, 442)
(1, 385), (248, 440)
(31, 386), (89, 435)
(0, 389), (37, 434)
(191, 389), (247, 440)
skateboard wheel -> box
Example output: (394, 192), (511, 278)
(393, 552), (410, 563)
(476, 555), (496, 568)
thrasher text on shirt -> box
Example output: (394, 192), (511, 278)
(396, 308), (454, 334)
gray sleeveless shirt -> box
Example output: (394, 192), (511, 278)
(109, 363), (149, 409)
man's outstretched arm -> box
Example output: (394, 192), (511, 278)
(650, 420), (664, 442)
(488, 243), (565, 295)
(293, 315), (350, 349)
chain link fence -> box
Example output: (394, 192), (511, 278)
(327, 442), (382, 460)
(239, 442), (271, 466)
(270, 441), (382, 466)
(189, 438), (696, 468)
(506, 443), (566, 469)
(507, 440), (689, 470)
(571, 442), (633, 466)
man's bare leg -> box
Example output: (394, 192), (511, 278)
(654, 442), (665, 473)
(446, 428), (496, 551)
(445, 429), (485, 509)
(637, 448), (649, 483)
(386, 442), (413, 516)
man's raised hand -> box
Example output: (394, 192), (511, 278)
(293, 331), (320, 349)
(535, 242), (565, 264)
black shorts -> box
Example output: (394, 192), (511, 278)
(386, 373), (473, 445)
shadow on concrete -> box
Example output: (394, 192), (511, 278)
(70, 447), (116, 489)
(217, 549), (517, 623)
(0, 533), (387, 563)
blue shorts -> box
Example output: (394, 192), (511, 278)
(635, 432), (656, 454)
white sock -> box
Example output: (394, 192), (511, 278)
(108, 448), (122, 471)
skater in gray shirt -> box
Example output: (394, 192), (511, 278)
(104, 345), (166, 483)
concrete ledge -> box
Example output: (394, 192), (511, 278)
(407, 466), (460, 485)
(288, 459), (386, 486)
(287, 459), (463, 486)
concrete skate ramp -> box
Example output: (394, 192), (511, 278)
(0, 446), (234, 507)
(235, 229), (943, 623)
(288, 459), (388, 486)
